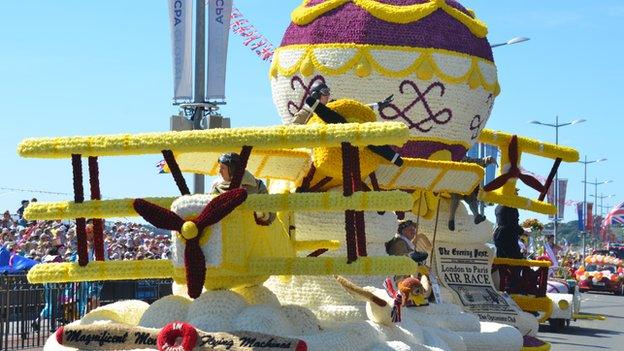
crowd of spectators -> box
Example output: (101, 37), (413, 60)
(1, 199), (171, 268)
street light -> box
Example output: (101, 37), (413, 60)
(491, 36), (530, 48)
(592, 193), (616, 216)
(578, 157), (607, 261)
(529, 117), (586, 242)
(584, 179), (613, 215)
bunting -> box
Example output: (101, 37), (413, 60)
(230, 7), (275, 62)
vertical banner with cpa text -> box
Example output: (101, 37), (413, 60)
(206, 0), (233, 100)
(169, 0), (194, 102)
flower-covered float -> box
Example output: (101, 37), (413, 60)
(576, 255), (624, 295)
(18, 1), (581, 350)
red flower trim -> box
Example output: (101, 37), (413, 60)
(157, 322), (198, 351)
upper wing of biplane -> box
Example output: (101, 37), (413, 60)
(477, 129), (579, 215)
(17, 123), (408, 158)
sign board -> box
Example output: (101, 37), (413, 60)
(434, 243), (519, 325)
(58, 323), (305, 351)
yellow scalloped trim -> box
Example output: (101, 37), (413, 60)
(291, 0), (488, 38)
(18, 122), (409, 159)
(493, 257), (552, 268)
(271, 44), (499, 96)
(24, 191), (414, 220)
(479, 129), (579, 162)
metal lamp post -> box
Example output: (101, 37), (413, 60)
(491, 36), (530, 48)
(578, 157), (607, 261)
(586, 181), (614, 215)
(529, 117), (586, 242)
(585, 179), (613, 250)
(593, 194), (616, 216)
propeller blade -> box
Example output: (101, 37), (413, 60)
(133, 199), (185, 231)
(195, 188), (248, 231)
(519, 173), (545, 193)
(184, 238), (206, 299)
(482, 174), (512, 192)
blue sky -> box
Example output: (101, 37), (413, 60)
(1, 1), (623, 225)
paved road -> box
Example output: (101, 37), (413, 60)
(539, 291), (624, 351)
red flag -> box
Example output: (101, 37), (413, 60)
(586, 203), (594, 232)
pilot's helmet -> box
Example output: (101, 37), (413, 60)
(310, 81), (331, 99)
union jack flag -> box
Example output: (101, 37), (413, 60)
(156, 159), (167, 174)
(604, 202), (624, 225)
(601, 202), (624, 240)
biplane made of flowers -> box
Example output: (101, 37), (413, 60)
(19, 100), (577, 297)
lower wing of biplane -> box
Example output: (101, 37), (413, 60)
(477, 129), (580, 215)
(25, 191), (418, 284)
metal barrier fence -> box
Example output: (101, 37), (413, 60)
(0, 274), (172, 351)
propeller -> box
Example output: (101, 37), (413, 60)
(482, 135), (545, 193)
(133, 189), (248, 298)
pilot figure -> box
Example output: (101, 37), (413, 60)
(211, 153), (275, 225)
(292, 81), (394, 125)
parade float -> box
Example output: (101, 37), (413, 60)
(18, 1), (581, 350)
(576, 254), (624, 295)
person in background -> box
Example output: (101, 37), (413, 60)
(1, 211), (15, 229)
(33, 247), (64, 332)
(211, 153), (275, 225)
(16, 200), (29, 225)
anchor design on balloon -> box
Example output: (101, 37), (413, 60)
(380, 80), (453, 132)
(287, 75), (327, 117)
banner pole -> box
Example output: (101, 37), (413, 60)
(193, 0), (206, 194)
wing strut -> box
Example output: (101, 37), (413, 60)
(72, 154), (89, 267)
(162, 150), (191, 195)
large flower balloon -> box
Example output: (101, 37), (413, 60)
(271, 0), (499, 161)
